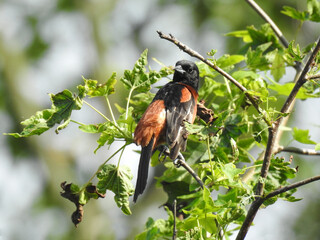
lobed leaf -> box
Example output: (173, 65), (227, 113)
(7, 89), (83, 137)
(120, 49), (162, 92)
(83, 72), (117, 97)
(97, 164), (134, 215)
(293, 127), (317, 144)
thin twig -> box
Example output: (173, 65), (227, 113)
(157, 31), (271, 126)
(275, 146), (320, 156)
(265, 175), (320, 199)
(306, 73), (320, 80)
(173, 199), (177, 240)
(177, 159), (204, 189)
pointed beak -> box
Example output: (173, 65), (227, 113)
(174, 65), (185, 74)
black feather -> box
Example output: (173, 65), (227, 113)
(133, 137), (154, 202)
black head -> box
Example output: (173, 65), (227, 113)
(173, 60), (199, 91)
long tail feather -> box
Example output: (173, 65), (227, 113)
(134, 137), (154, 202)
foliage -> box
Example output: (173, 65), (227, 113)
(5, 1), (320, 239)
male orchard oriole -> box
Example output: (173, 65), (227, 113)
(133, 60), (200, 202)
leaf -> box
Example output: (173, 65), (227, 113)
(246, 43), (272, 70)
(232, 70), (260, 81)
(281, 6), (309, 21)
(220, 163), (244, 182)
(83, 72), (117, 97)
(246, 24), (281, 50)
(120, 49), (161, 92)
(60, 182), (105, 227)
(135, 217), (172, 240)
(292, 127), (316, 144)
(287, 40), (305, 61)
(85, 109), (135, 153)
(308, 0), (320, 22)
(216, 54), (245, 69)
(94, 122), (122, 153)
(271, 51), (286, 82)
(225, 30), (252, 42)
(179, 214), (217, 234)
(97, 164), (134, 215)
(268, 82), (317, 100)
(7, 89), (83, 137)
(315, 143), (320, 151)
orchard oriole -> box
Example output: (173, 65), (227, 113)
(133, 60), (199, 202)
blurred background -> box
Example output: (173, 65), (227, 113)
(1, 0), (319, 239)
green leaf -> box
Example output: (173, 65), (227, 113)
(292, 127), (316, 144)
(83, 72), (117, 97)
(246, 24), (281, 50)
(268, 83), (317, 100)
(97, 164), (134, 215)
(225, 30), (252, 42)
(6, 89), (83, 137)
(246, 43), (272, 70)
(216, 54), (245, 69)
(281, 6), (309, 21)
(315, 143), (320, 151)
(220, 163), (244, 182)
(308, 0), (320, 22)
(94, 122), (125, 153)
(120, 49), (161, 92)
(232, 70), (260, 81)
(179, 214), (217, 234)
(288, 40), (305, 61)
(271, 51), (286, 82)
(136, 216), (173, 240)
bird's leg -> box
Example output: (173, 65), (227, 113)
(173, 152), (185, 167)
(157, 145), (170, 162)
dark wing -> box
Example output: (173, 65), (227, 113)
(163, 83), (198, 160)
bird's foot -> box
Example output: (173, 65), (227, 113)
(173, 153), (185, 168)
(157, 145), (170, 162)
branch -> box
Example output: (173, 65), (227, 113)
(236, 175), (320, 240)
(306, 73), (320, 80)
(275, 146), (320, 156)
(236, 36), (320, 240)
(157, 31), (271, 126)
(265, 175), (320, 200)
(176, 158), (204, 189)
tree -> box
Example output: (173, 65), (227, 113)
(4, 0), (320, 239)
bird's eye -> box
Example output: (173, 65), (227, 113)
(187, 68), (193, 73)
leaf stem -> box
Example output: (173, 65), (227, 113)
(70, 119), (85, 126)
(81, 143), (128, 191)
(83, 100), (111, 122)
(105, 96), (117, 125)
(126, 87), (135, 120)
(206, 137), (215, 179)
(84, 99), (127, 137)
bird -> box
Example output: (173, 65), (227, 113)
(133, 60), (200, 202)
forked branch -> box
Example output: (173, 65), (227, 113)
(237, 36), (320, 240)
